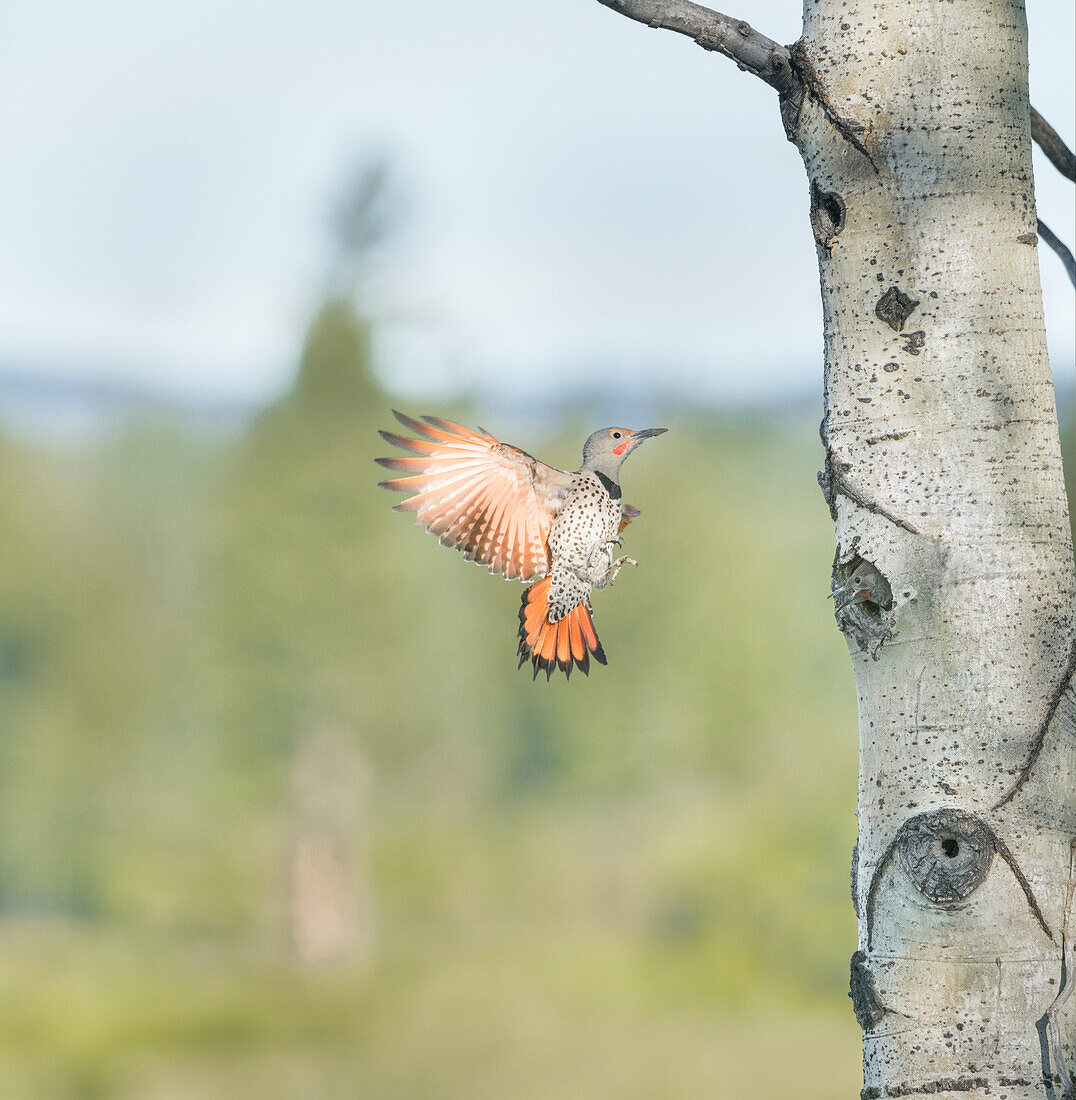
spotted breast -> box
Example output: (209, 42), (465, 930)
(546, 471), (624, 623)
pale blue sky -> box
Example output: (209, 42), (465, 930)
(0, 0), (1072, 406)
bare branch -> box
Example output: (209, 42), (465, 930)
(1026, 110), (1075, 286)
(594, 3), (888, 160)
(1037, 218), (1076, 289)
(594, 0), (796, 95)
(1030, 107), (1076, 184)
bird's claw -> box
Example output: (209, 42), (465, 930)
(608, 556), (638, 585)
(587, 538), (622, 571)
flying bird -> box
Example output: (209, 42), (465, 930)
(376, 413), (666, 679)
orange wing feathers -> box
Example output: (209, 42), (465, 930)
(377, 412), (571, 582)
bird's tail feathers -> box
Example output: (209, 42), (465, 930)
(517, 575), (606, 680)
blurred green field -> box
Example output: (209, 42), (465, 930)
(0, 301), (1069, 1097)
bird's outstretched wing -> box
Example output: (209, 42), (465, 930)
(377, 412), (572, 581)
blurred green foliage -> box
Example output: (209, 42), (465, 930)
(0, 300), (1070, 1097)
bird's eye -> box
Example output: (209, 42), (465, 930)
(612, 431), (621, 439)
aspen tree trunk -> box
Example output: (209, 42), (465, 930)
(595, 0), (1076, 1094)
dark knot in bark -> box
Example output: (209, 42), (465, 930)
(849, 949), (887, 1030)
(897, 809), (994, 904)
(866, 810), (1054, 949)
(875, 286), (920, 332)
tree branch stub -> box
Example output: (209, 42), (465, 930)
(850, 949), (887, 1030)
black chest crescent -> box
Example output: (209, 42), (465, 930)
(594, 471), (621, 500)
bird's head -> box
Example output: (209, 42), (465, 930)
(581, 426), (667, 479)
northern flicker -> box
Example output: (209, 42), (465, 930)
(376, 412), (666, 679)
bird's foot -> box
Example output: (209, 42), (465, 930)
(608, 556), (638, 585)
(587, 538), (622, 571)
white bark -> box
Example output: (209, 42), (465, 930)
(792, 2), (1076, 1094)
(595, 0), (1076, 1094)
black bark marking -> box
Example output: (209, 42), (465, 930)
(788, 40), (878, 170)
(810, 181), (846, 250)
(896, 809), (993, 903)
(993, 635), (1076, 810)
(865, 831), (902, 951)
(851, 840), (860, 916)
(876, 286), (920, 331)
(817, 419), (923, 536)
(817, 451), (839, 521)
(833, 467), (923, 535)
(779, 70), (806, 139)
(865, 429), (912, 445)
(1041, 840), (1075, 1097)
(993, 834), (1054, 943)
(849, 949), (887, 1030)
(1033, 1015), (1057, 1100)
(862, 1080), (991, 1098)
(1038, 840), (1073, 1091)
(902, 330), (926, 355)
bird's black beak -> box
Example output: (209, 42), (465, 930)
(628, 427), (668, 451)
